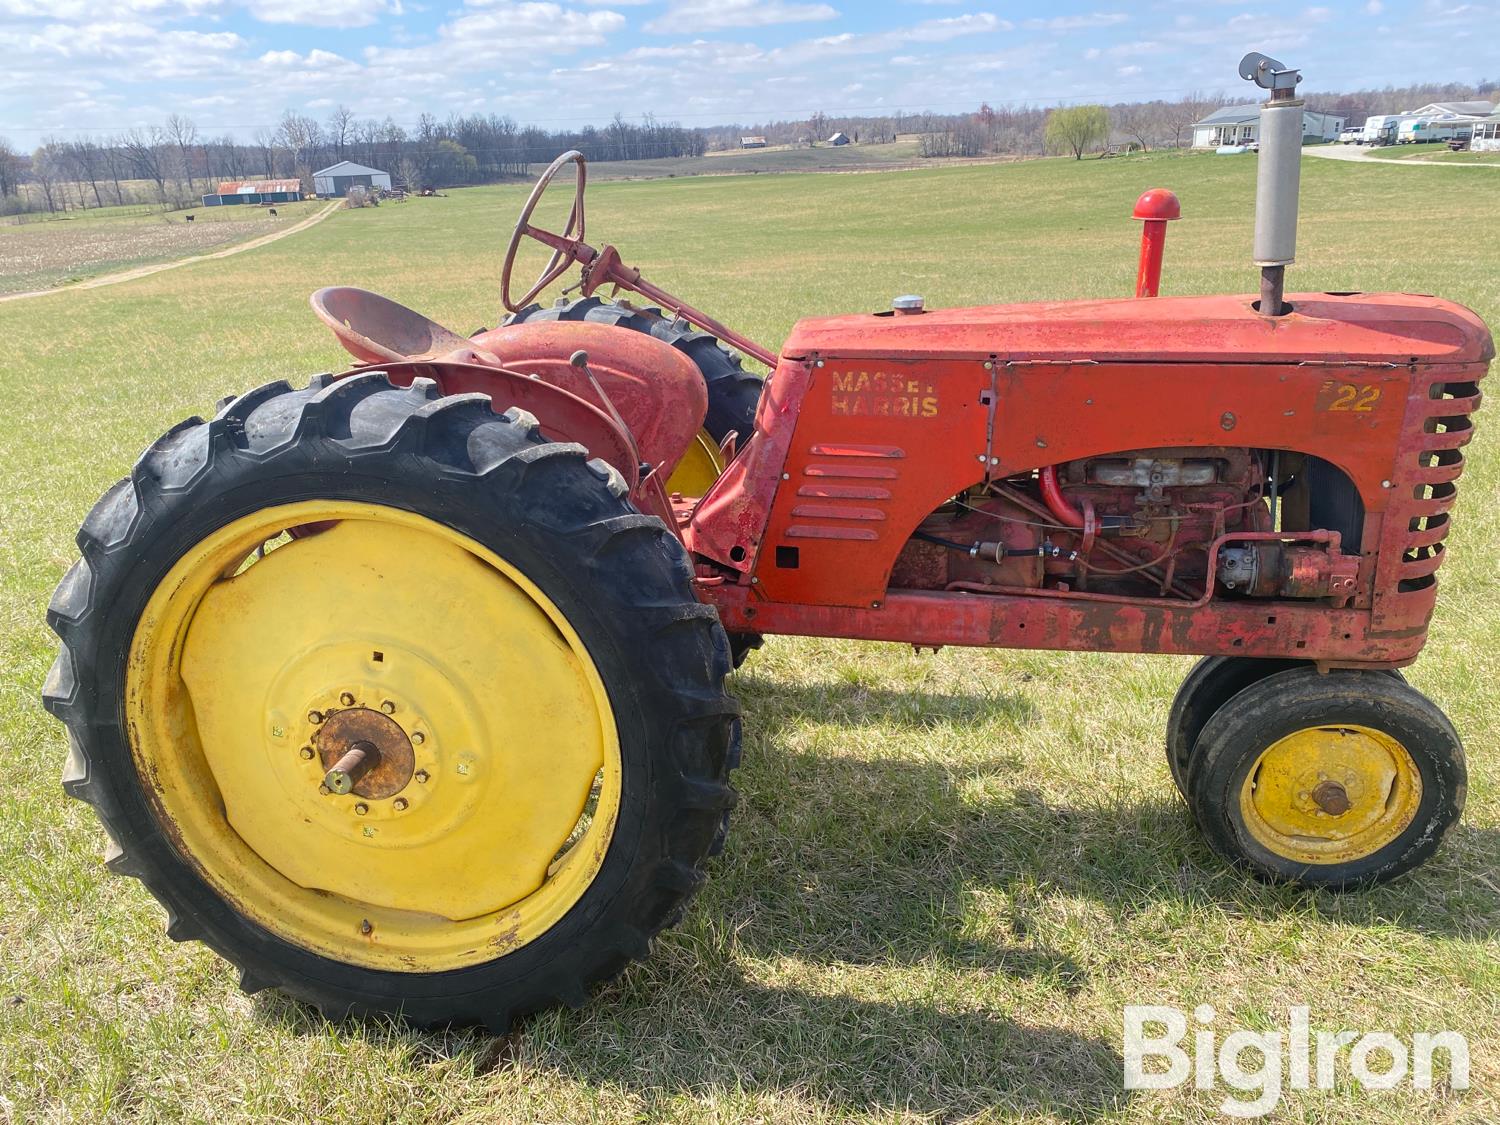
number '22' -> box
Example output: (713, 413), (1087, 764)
(1321, 382), (1381, 412)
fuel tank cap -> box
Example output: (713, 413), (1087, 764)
(891, 294), (925, 315)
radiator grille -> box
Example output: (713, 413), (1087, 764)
(1394, 377), (1481, 592)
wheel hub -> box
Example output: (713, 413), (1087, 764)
(1239, 724), (1423, 863)
(314, 706), (414, 798)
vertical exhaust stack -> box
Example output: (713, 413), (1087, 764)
(1240, 52), (1303, 316)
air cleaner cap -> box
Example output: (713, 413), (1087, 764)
(892, 294), (925, 314)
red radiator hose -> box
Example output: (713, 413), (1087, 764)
(1038, 465), (1085, 528)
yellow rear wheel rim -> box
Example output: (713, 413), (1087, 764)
(664, 428), (725, 498)
(1238, 724), (1422, 865)
(126, 500), (621, 972)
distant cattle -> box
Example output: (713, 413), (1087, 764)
(269, 208), (278, 218)
(185, 213), (194, 222)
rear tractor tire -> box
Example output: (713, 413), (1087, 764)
(1185, 668), (1464, 889)
(43, 372), (740, 1029)
(510, 296), (765, 668)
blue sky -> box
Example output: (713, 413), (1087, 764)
(1, 0), (1496, 140)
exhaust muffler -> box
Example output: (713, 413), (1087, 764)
(1240, 51), (1303, 316)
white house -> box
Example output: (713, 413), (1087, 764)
(1191, 104), (1345, 148)
(1470, 115), (1500, 152)
(313, 160), (393, 197)
(1406, 101), (1493, 118)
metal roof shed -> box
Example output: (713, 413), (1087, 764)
(313, 161), (393, 197)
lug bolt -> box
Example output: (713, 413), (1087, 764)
(381, 700), (396, 715)
(308, 710), (324, 725)
(340, 691), (356, 706)
(360, 919), (373, 935)
(299, 746), (315, 760)
(394, 798), (409, 811)
(414, 769), (429, 784)
(355, 802), (369, 815)
(412, 732), (425, 746)
(318, 783), (331, 795)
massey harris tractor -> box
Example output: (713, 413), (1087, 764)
(45, 55), (1488, 1029)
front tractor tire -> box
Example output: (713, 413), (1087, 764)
(43, 373), (739, 1029)
(1186, 669), (1464, 890)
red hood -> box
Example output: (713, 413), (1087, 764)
(780, 292), (1494, 367)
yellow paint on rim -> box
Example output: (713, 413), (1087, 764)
(664, 428), (725, 498)
(1238, 724), (1422, 865)
(126, 500), (621, 972)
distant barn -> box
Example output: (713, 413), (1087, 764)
(739, 136), (767, 149)
(827, 131), (850, 146)
(313, 160), (393, 198)
(200, 179), (303, 207)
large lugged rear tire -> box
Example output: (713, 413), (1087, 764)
(42, 372), (739, 1029)
(506, 296), (764, 446)
(509, 296), (766, 668)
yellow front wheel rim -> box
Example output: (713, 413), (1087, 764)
(1238, 724), (1422, 865)
(126, 500), (621, 972)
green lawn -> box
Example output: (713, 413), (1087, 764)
(1, 152), (1498, 1123)
(1363, 143), (1500, 163)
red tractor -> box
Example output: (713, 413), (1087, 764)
(44, 55), (1488, 1029)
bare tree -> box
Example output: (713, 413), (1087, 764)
(30, 141), (67, 212)
(328, 105), (356, 160)
(254, 127), (280, 177)
(276, 110), (324, 191)
(122, 127), (170, 200)
(165, 114), (199, 193)
(0, 137), (22, 198)
(1166, 90), (1218, 149)
(101, 137), (129, 204)
(1114, 103), (1158, 152)
(65, 137), (106, 207)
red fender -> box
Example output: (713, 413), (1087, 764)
(470, 320), (707, 481)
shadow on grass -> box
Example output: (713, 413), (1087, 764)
(725, 672), (1500, 950)
(255, 966), (1128, 1120)
(251, 671), (1495, 1121)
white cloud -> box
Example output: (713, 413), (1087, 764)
(246, 0), (397, 27)
(1023, 12), (1127, 30)
(646, 0), (837, 34)
(1365, 0), (1384, 11)
(1117, 64), (1141, 76)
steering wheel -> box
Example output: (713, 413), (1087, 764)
(501, 150), (589, 314)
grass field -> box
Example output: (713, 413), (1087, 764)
(1, 150), (1498, 1123)
(1362, 143), (1500, 163)
(0, 199), (325, 296)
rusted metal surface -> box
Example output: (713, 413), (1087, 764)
(681, 290), (1486, 663)
(1312, 780), (1353, 816)
(777, 292), (1492, 366)
(315, 708), (414, 800)
(470, 320), (707, 481)
(310, 155), (1490, 674)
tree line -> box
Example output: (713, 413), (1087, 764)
(2, 76), (1493, 217)
(0, 109), (705, 216)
